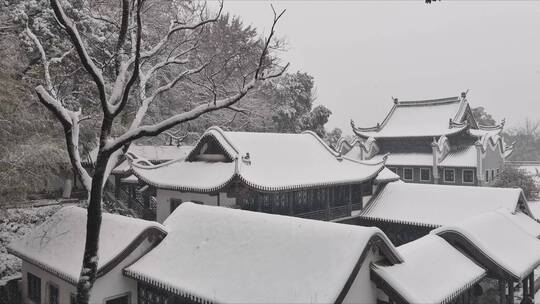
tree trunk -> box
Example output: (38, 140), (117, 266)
(76, 149), (110, 304)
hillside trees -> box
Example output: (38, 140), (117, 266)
(493, 166), (538, 200)
(15, 0), (288, 302)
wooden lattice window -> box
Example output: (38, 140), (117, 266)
(27, 272), (41, 303)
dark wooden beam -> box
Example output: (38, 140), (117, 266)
(499, 279), (506, 304)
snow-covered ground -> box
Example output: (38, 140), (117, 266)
(0, 204), (62, 281)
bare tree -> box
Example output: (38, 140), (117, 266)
(28, 0), (287, 302)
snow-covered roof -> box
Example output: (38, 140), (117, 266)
(125, 203), (402, 304)
(371, 153), (434, 167)
(375, 167), (401, 184)
(439, 145), (477, 168)
(132, 127), (385, 192)
(111, 159), (131, 175)
(372, 235), (486, 304)
(352, 96), (470, 139)
(360, 182), (528, 228)
(8, 206), (166, 284)
(507, 161), (540, 176)
(433, 209), (540, 280)
(85, 145), (193, 166)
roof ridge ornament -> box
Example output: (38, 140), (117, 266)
(241, 152), (251, 165)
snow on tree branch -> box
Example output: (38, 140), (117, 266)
(49, 0), (110, 115)
(35, 86), (92, 192)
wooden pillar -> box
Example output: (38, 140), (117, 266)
(359, 182), (364, 210)
(325, 188), (330, 221)
(523, 278), (529, 299)
(529, 272), (535, 301)
(288, 192), (294, 215)
(257, 192), (262, 212)
(348, 184), (352, 215)
(114, 175), (120, 198)
(508, 280), (514, 304)
(499, 279), (506, 304)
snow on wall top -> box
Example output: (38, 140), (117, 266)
(8, 206), (166, 284)
(433, 209), (540, 280)
(125, 203), (402, 304)
(352, 96), (469, 138)
(372, 235), (486, 304)
(86, 145), (193, 165)
(360, 182), (526, 227)
(133, 127), (385, 192)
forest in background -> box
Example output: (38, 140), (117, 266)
(0, 0), (340, 201)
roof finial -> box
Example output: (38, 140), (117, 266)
(376, 122), (380, 129)
(350, 119), (356, 129)
(461, 89), (469, 99)
(392, 96), (398, 104)
(501, 118), (506, 127)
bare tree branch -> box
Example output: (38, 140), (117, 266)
(50, 0), (110, 115)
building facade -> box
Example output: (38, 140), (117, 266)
(132, 126), (398, 223)
(338, 93), (514, 186)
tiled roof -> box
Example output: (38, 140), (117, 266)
(438, 145), (477, 168)
(125, 203), (402, 304)
(133, 127), (386, 192)
(372, 235), (486, 304)
(360, 182), (528, 227)
(371, 153), (434, 167)
(352, 96), (469, 138)
(85, 145), (193, 166)
(8, 207), (165, 284)
(433, 209), (540, 280)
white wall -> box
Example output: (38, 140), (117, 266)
(21, 235), (157, 304)
(342, 249), (380, 304)
(22, 261), (76, 304)
(156, 189), (236, 223)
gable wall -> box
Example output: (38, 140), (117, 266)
(20, 235), (159, 304)
(156, 189), (236, 223)
(342, 249), (381, 303)
(481, 142), (504, 185)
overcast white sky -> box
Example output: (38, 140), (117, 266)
(219, 1), (540, 135)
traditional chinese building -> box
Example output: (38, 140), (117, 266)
(339, 93), (514, 186)
(372, 234), (487, 304)
(9, 203), (540, 304)
(7, 206), (166, 304)
(124, 203), (403, 304)
(433, 209), (540, 304)
(343, 181), (531, 245)
(132, 126), (398, 223)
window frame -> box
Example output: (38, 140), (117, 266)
(170, 198), (183, 213)
(420, 168), (431, 182)
(485, 170), (489, 182)
(462, 169), (474, 184)
(443, 168), (456, 183)
(48, 282), (59, 304)
(104, 292), (131, 304)
(27, 272), (41, 303)
(403, 167), (414, 181)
